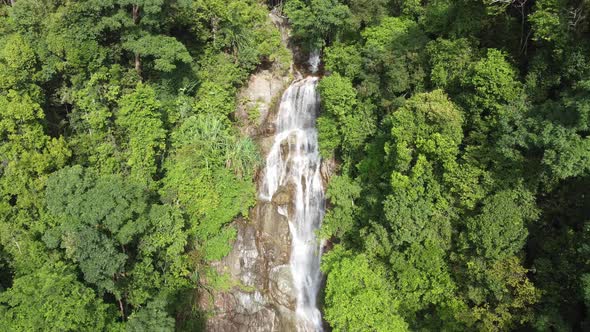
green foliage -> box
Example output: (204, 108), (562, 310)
(123, 35), (192, 73)
(116, 83), (166, 188)
(0, 33), (37, 90)
(462, 49), (521, 112)
(316, 115), (341, 158)
(130, 204), (190, 304)
(0, 0), (279, 329)
(126, 299), (175, 332)
(44, 166), (148, 293)
(458, 256), (540, 331)
(68, 67), (129, 175)
(324, 42), (363, 80)
(322, 246), (409, 332)
(361, 16), (428, 99)
(347, 0), (387, 27)
(318, 73), (357, 119)
(284, 0), (351, 49)
(162, 114), (258, 261)
(0, 262), (112, 331)
(387, 240), (456, 315)
(43, 165), (190, 325)
(465, 190), (535, 261)
(529, 0), (568, 44)
(0, 87), (71, 279)
(526, 82), (590, 183)
(297, 0), (590, 328)
(426, 38), (474, 90)
(458, 48), (523, 145)
(320, 175), (361, 238)
(386, 90), (463, 171)
(317, 73), (375, 156)
(1, 0), (589, 330)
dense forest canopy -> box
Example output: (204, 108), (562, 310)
(0, 0), (287, 329)
(295, 0), (590, 330)
(0, 0), (589, 331)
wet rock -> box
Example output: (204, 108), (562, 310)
(219, 222), (261, 287)
(207, 304), (277, 332)
(255, 203), (291, 266)
(261, 121), (276, 137)
(203, 11), (303, 332)
(235, 68), (291, 137)
(271, 186), (292, 206)
(204, 204), (296, 331)
(271, 184), (298, 219)
(269, 265), (296, 309)
(234, 291), (267, 314)
(258, 136), (276, 157)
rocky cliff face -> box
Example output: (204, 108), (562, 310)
(200, 13), (301, 331)
(203, 202), (298, 331)
(201, 12), (339, 331)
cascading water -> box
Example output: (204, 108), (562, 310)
(308, 50), (321, 74)
(260, 76), (324, 332)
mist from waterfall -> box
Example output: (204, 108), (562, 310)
(308, 50), (321, 74)
(260, 76), (324, 332)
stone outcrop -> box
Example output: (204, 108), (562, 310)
(204, 203), (297, 331)
(235, 68), (291, 137)
(201, 12), (300, 332)
(202, 10), (340, 331)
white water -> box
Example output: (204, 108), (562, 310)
(260, 76), (324, 331)
(308, 50), (321, 74)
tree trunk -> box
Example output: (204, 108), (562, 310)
(135, 53), (142, 78)
(132, 4), (140, 24)
(132, 4), (142, 78)
(118, 299), (125, 320)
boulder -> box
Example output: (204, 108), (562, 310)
(271, 185), (293, 206)
(269, 265), (296, 309)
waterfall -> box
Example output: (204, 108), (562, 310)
(308, 50), (321, 74)
(260, 76), (324, 332)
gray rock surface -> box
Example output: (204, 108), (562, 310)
(201, 13), (300, 332)
(204, 203), (298, 331)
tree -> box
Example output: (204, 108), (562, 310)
(126, 299), (175, 332)
(68, 67), (127, 175)
(426, 38), (474, 91)
(323, 42), (363, 80)
(529, 0), (569, 44)
(465, 190), (535, 261)
(123, 35), (191, 74)
(284, 0), (351, 49)
(386, 90), (463, 174)
(361, 16), (428, 99)
(348, 0), (387, 27)
(0, 262), (113, 331)
(43, 166), (189, 323)
(528, 80), (590, 184)
(0, 88), (70, 275)
(322, 246), (409, 332)
(0, 33), (37, 91)
(317, 73), (375, 157)
(44, 166), (148, 296)
(320, 175), (362, 239)
(116, 83), (166, 189)
(0, 0), (293, 330)
(459, 48), (521, 137)
(162, 114), (258, 261)
(458, 256), (540, 331)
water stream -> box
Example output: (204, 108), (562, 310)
(308, 50), (321, 74)
(260, 76), (324, 331)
